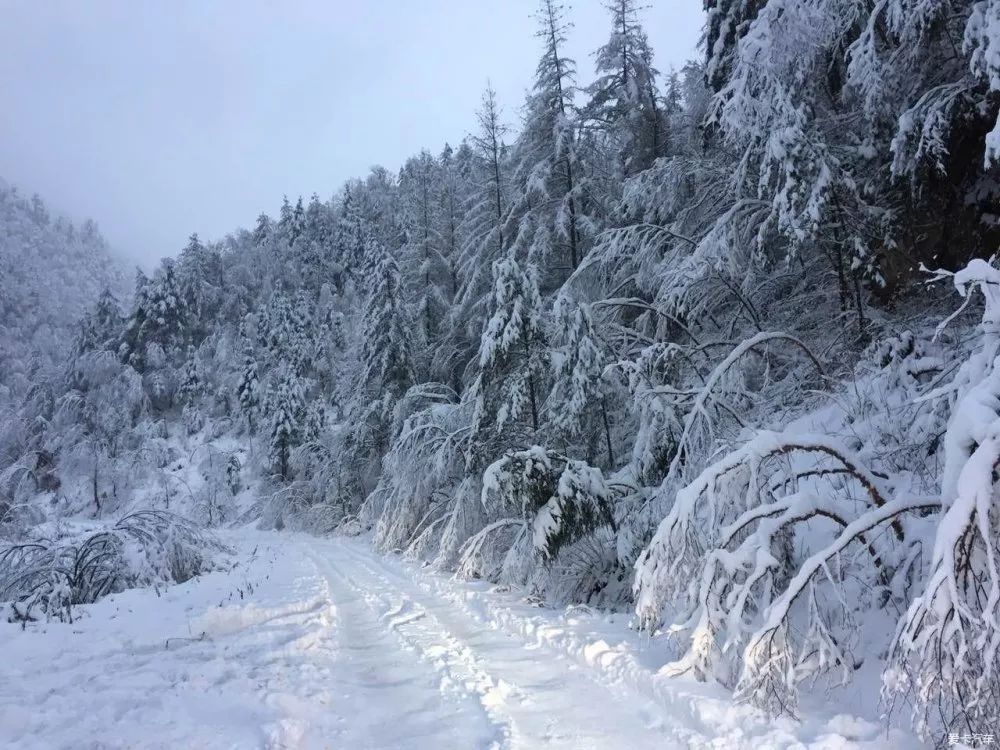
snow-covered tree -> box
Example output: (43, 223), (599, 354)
(584, 0), (666, 176)
(268, 364), (304, 481)
(547, 294), (615, 466)
(237, 350), (259, 434)
(178, 345), (201, 404)
(399, 150), (449, 345)
(361, 248), (414, 401)
(53, 352), (146, 513)
(886, 260), (1000, 741)
(507, 0), (596, 284)
(252, 212), (272, 246)
(119, 260), (187, 372)
(451, 85), (510, 347)
(471, 257), (547, 456)
(74, 289), (123, 357)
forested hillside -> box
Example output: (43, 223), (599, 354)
(4, 1), (1000, 744)
(0, 185), (128, 398)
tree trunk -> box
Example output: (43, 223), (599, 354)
(524, 339), (539, 433)
(601, 397), (615, 468)
(92, 451), (100, 514)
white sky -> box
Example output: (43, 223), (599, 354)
(0, 1), (703, 266)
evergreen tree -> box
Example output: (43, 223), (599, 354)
(507, 0), (595, 286)
(436, 142), (465, 302)
(449, 86), (511, 372)
(399, 150), (448, 344)
(335, 185), (369, 282)
(236, 331), (260, 433)
(361, 248), (414, 400)
(471, 256), (547, 459)
(178, 345), (201, 403)
(119, 260), (187, 371)
(261, 292), (310, 375)
(298, 193), (336, 290)
(277, 195), (294, 244)
(252, 213), (272, 246)
(585, 0), (666, 176)
(704, 0), (766, 91)
(177, 233), (223, 341)
(268, 363), (303, 481)
(548, 295), (614, 466)
(290, 196), (305, 246)
(74, 289), (123, 357)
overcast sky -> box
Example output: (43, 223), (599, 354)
(0, 1), (703, 267)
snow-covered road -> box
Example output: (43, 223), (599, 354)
(0, 533), (918, 749)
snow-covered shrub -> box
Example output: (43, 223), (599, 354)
(634, 429), (938, 705)
(0, 460), (50, 535)
(225, 454), (241, 496)
(451, 448), (621, 603)
(368, 393), (466, 554)
(191, 446), (238, 527)
(0, 510), (230, 623)
(886, 259), (1000, 740)
(450, 447), (558, 582)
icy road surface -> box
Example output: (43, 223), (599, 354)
(0, 533), (919, 749)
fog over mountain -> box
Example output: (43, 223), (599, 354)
(0, 1), (701, 264)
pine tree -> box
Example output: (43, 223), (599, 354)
(471, 256), (547, 461)
(437, 142), (465, 302)
(585, 0), (666, 176)
(704, 0), (766, 92)
(177, 232), (222, 341)
(507, 0), (595, 285)
(548, 295), (614, 466)
(290, 196), (305, 246)
(302, 400), (326, 444)
(119, 259), (187, 371)
(291, 290), (314, 375)
(268, 364), (304, 481)
(298, 193), (336, 290)
(277, 195), (294, 244)
(450, 86), (511, 370)
(262, 292), (310, 374)
(361, 248), (414, 400)
(335, 186), (369, 282)
(236, 336), (260, 433)
(252, 213), (272, 246)
(178, 345), (201, 403)
(471, 85), (508, 263)
(74, 289), (123, 357)
(399, 150), (448, 343)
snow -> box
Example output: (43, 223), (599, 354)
(1, 530), (921, 749)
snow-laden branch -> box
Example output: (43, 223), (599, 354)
(635, 419), (938, 713)
(884, 259), (1000, 739)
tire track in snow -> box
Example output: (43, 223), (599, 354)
(311, 550), (517, 748)
(306, 536), (673, 749)
(301, 546), (507, 749)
